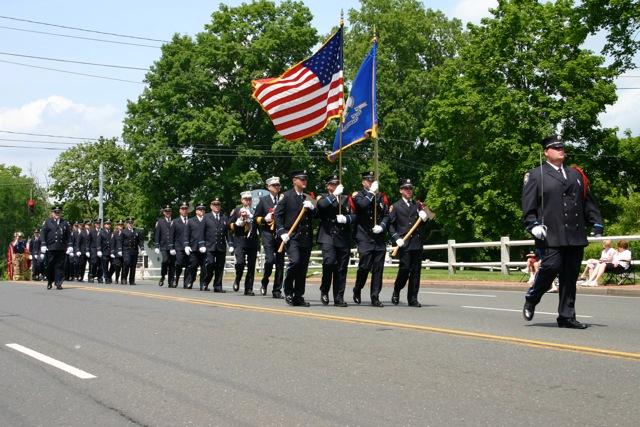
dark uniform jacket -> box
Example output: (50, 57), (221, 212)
(89, 228), (100, 256)
(77, 229), (90, 253)
(40, 217), (73, 251)
(71, 229), (80, 252)
(154, 217), (173, 250)
(254, 193), (281, 246)
(275, 189), (316, 247)
(121, 227), (144, 254)
(170, 216), (189, 251)
(316, 193), (354, 249)
(353, 188), (390, 250)
(98, 229), (113, 254)
(522, 163), (602, 247)
(389, 199), (425, 251)
(229, 207), (259, 249)
(185, 216), (206, 251)
(28, 237), (41, 255)
(203, 212), (229, 252)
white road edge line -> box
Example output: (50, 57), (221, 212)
(421, 291), (496, 298)
(6, 343), (96, 379)
(461, 306), (593, 318)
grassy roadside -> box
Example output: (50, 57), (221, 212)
(306, 267), (523, 282)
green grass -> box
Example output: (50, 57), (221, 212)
(308, 267), (523, 282)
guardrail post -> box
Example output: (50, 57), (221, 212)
(447, 240), (456, 275)
(500, 236), (510, 275)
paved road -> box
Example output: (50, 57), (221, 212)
(1, 280), (639, 426)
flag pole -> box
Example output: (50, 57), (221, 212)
(372, 28), (379, 225)
(338, 10), (344, 214)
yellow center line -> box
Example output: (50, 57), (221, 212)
(11, 282), (640, 362)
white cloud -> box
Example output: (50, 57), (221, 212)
(0, 96), (123, 183)
(600, 85), (640, 136)
(451, 0), (497, 24)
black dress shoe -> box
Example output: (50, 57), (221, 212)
(244, 290), (255, 296)
(47, 283), (52, 290)
(523, 301), (535, 321)
(391, 293), (399, 305)
(56, 285), (63, 290)
(371, 299), (384, 307)
(409, 301), (422, 307)
(320, 293), (329, 305)
(260, 285), (267, 296)
(233, 282), (240, 292)
(204, 286), (209, 291)
(334, 300), (348, 307)
(557, 318), (588, 329)
(88, 279), (94, 283)
(199, 285), (204, 291)
(158, 278), (164, 287)
(353, 288), (361, 304)
(187, 284), (193, 289)
(130, 282), (136, 286)
(273, 292), (283, 299)
(285, 295), (293, 305)
(213, 288), (226, 293)
(292, 299), (310, 307)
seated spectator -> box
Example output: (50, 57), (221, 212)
(583, 240), (632, 286)
(580, 240), (615, 280)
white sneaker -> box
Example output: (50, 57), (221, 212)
(581, 280), (597, 287)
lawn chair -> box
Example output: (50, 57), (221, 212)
(603, 261), (636, 285)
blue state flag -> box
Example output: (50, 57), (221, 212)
(328, 41), (377, 161)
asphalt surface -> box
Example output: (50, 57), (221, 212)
(1, 279), (639, 426)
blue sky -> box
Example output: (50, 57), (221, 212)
(0, 0), (637, 183)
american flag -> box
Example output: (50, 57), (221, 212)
(252, 27), (343, 141)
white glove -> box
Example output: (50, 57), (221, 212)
(281, 233), (290, 243)
(66, 247), (74, 255)
(169, 249), (176, 255)
(265, 212), (273, 223)
(29, 254), (33, 260)
(117, 251), (123, 257)
(372, 225), (383, 234)
(110, 254), (115, 259)
(85, 252), (90, 258)
(76, 251), (81, 256)
(154, 248), (160, 254)
(229, 247), (235, 254)
(185, 247), (192, 255)
(39, 254), (45, 260)
(97, 251), (103, 257)
(418, 210), (428, 222)
(396, 238), (405, 247)
(333, 184), (344, 196)
(336, 214), (347, 224)
(370, 180), (379, 194)
(303, 200), (314, 210)
(141, 250), (147, 256)
(41, 245), (47, 254)
(69, 252), (75, 258)
(235, 218), (245, 227)
(199, 247), (206, 253)
(531, 225), (547, 240)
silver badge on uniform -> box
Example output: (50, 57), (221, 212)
(523, 172), (530, 185)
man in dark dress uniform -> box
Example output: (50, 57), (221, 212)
(88, 219), (102, 283)
(76, 221), (91, 282)
(275, 170), (316, 307)
(69, 222), (81, 280)
(316, 174), (354, 307)
(254, 176), (285, 298)
(154, 205), (175, 287)
(185, 203), (207, 290)
(522, 134), (603, 329)
(203, 198), (229, 293)
(171, 202), (190, 288)
(28, 229), (43, 281)
(229, 191), (260, 295)
(111, 220), (125, 284)
(389, 179), (432, 307)
(353, 171), (390, 307)
(40, 205), (74, 290)
(98, 219), (114, 283)
(121, 217), (145, 285)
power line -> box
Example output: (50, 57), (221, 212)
(0, 15), (169, 43)
(0, 138), (81, 145)
(0, 130), (110, 141)
(0, 59), (146, 84)
(0, 144), (66, 151)
(0, 25), (161, 48)
(0, 51), (148, 71)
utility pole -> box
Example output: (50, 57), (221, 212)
(99, 163), (104, 226)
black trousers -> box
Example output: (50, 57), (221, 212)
(205, 250), (226, 290)
(283, 241), (311, 301)
(159, 249), (176, 284)
(101, 256), (113, 282)
(354, 248), (385, 300)
(261, 241), (285, 293)
(45, 250), (66, 286)
(187, 251), (207, 287)
(112, 256), (123, 282)
(393, 248), (422, 303)
(64, 255), (74, 280)
(234, 246), (257, 291)
(122, 252), (138, 284)
(320, 243), (350, 302)
(90, 254), (102, 280)
(174, 250), (188, 286)
(77, 254), (89, 279)
(525, 246), (584, 320)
